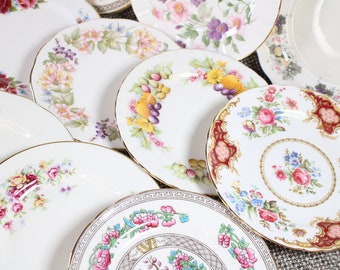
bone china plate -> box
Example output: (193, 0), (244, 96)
(206, 85), (340, 251)
(257, 0), (340, 103)
(131, 0), (281, 60)
(0, 0), (99, 100)
(115, 49), (267, 195)
(0, 91), (72, 162)
(0, 141), (159, 270)
(30, 18), (179, 150)
(68, 189), (277, 270)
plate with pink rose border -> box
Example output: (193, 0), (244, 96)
(68, 188), (277, 270)
(131, 0), (281, 60)
(30, 18), (180, 150)
(0, 141), (159, 270)
(0, 0), (99, 100)
(206, 84), (340, 251)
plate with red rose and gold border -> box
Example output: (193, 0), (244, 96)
(68, 189), (277, 270)
(206, 84), (340, 251)
(0, 141), (159, 270)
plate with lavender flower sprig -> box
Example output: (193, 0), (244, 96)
(115, 49), (267, 195)
(30, 18), (180, 150)
(131, 0), (281, 60)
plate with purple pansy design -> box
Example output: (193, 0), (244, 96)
(68, 188), (277, 270)
(0, 91), (72, 162)
(115, 49), (267, 195)
(131, 0), (281, 60)
(0, 0), (99, 100)
(257, 0), (340, 103)
(30, 18), (180, 150)
(0, 141), (159, 270)
(206, 84), (340, 251)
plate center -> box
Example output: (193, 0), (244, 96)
(289, 0), (340, 85)
(260, 138), (336, 207)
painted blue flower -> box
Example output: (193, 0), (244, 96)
(251, 198), (264, 208)
(240, 190), (248, 197)
(226, 193), (236, 203)
(237, 107), (251, 118)
(235, 200), (246, 214)
(179, 214), (189, 223)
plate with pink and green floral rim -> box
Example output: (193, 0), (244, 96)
(131, 0), (281, 60)
(0, 141), (159, 270)
(0, 0), (99, 100)
(206, 84), (340, 251)
(115, 49), (268, 195)
(257, 0), (340, 103)
(30, 18), (180, 150)
(68, 188), (277, 270)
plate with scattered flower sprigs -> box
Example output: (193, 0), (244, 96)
(115, 49), (267, 195)
(131, 0), (281, 60)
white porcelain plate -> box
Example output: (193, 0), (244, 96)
(68, 189), (277, 270)
(0, 0), (99, 100)
(131, 0), (281, 60)
(257, 0), (340, 103)
(88, 0), (131, 14)
(30, 18), (180, 150)
(0, 91), (72, 162)
(0, 141), (159, 270)
(115, 49), (267, 195)
(206, 85), (340, 251)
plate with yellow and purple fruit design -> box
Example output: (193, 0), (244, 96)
(68, 189), (277, 270)
(115, 49), (267, 195)
(206, 84), (340, 251)
(30, 18), (180, 150)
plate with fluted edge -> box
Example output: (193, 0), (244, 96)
(257, 0), (340, 103)
(206, 84), (340, 251)
(30, 18), (180, 150)
(0, 0), (99, 101)
(68, 188), (278, 270)
(115, 48), (268, 195)
(0, 141), (159, 270)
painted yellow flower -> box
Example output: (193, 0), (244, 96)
(221, 74), (246, 94)
(39, 161), (48, 169)
(217, 61), (227, 67)
(136, 117), (154, 133)
(206, 68), (223, 84)
(33, 196), (47, 208)
(126, 117), (134, 126)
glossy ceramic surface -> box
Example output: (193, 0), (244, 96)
(0, 141), (159, 270)
(69, 189), (277, 270)
(206, 85), (340, 251)
(115, 49), (267, 195)
(87, 0), (131, 14)
(31, 18), (180, 149)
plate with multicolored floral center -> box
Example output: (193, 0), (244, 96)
(206, 84), (340, 251)
(257, 0), (340, 103)
(0, 91), (72, 162)
(0, 141), (159, 270)
(30, 18), (180, 150)
(0, 0), (99, 100)
(68, 188), (277, 270)
(115, 49), (267, 195)
(131, 0), (281, 60)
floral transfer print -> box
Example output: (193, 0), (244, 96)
(238, 86), (299, 139)
(218, 223), (258, 269)
(89, 205), (189, 270)
(152, 0), (254, 54)
(272, 148), (322, 195)
(225, 181), (295, 231)
(0, 159), (75, 233)
(167, 159), (210, 185)
(0, 0), (47, 14)
(126, 63), (172, 150)
(186, 57), (259, 99)
(0, 71), (30, 97)
(37, 22), (169, 140)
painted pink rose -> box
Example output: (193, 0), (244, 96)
(292, 168), (311, 186)
(215, 141), (230, 162)
(18, 0), (37, 9)
(218, 233), (230, 248)
(258, 209), (278, 223)
(257, 108), (275, 125)
(319, 107), (339, 124)
(93, 249), (111, 270)
(0, 0), (11, 14)
(264, 94), (274, 102)
(267, 86), (277, 94)
(47, 167), (59, 179)
(161, 205), (176, 214)
(11, 202), (23, 213)
(0, 208), (6, 219)
(101, 233), (111, 245)
(327, 224), (340, 239)
(234, 247), (258, 268)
